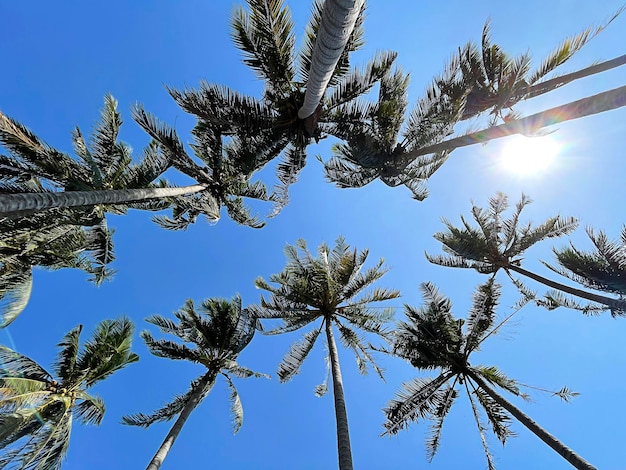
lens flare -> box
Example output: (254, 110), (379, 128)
(500, 135), (561, 174)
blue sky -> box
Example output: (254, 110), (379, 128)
(1, 1), (625, 468)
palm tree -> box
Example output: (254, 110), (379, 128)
(383, 280), (596, 470)
(0, 95), (210, 218)
(0, 317), (139, 469)
(426, 193), (626, 314)
(160, 0), (395, 212)
(540, 226), (626, 315)
(0, 212), (115, 326)
(453, 12), (623, 122)
(250, 237), (400, 470)
(122, 296), (266, 470)
(322, 12), (626, 195)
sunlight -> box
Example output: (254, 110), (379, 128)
(499, 135), (561, 175)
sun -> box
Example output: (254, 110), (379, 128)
(499, 134), (561, 174)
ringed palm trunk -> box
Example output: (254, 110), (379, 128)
(325, 319), (354, 470)
(394, 85), (626, 167)
(298, 0), (365, 125)
(506, 264), (626, 312)
(0, 184), (206, 218)
(146, 371), (217, 470)
(467, 370), (596, 470)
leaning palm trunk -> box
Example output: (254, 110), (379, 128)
(467, 371), (596, 470)
(325, 320), (354, 470)
(394, 84), (626, 168)
(521, 54), (626, 101)
(0, 184), (206, 218)
(146, 371), (217, 470)
(507, 264), (626, 312)
(298, 0), (365, 120)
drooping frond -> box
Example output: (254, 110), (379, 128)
(122, 374), (212, 427)
(276, 324), (323, 382)
(425, 384), (458, 462)
(382, 372), (455, 436)
(537, 290), (612, 316)
(0, 266), (33, 327)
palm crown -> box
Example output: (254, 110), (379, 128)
(540, 226), (626, 315)
(427, 192), (626, 314)
(0, 317), (138, 470)
(383, 281), (594, 470)
(123, 296), (266, 470)
(322, 11), (623, 198)
(147, 0), (397, 215)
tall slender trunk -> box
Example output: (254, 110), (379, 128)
(395, 85), (626, 167)
(325, 320), (354, 470)
(146, 371), (217, 470)
(507, 264), (626, 312)
(0, 184), (206, 218)
(298, 0), (365, 131)
(467, 370), (596, 470)
(521, 54), (626, 101)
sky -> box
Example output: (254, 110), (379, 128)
(1, 1), (625, 469)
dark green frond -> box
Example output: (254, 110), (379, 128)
(382, 372), (455, 436)
(472, 386), (514, 444)
(276, 324), (323, 382)
(231, 0), (296, 92)
(122, 374), (212, 428)
(425, 384), (458, 462)
(537, 290), (611, 316)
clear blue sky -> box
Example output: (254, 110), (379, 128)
(1, 1), (625, 468)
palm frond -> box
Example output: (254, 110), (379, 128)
(276, 324), (323, 382)
(528, 7), (624, 85)
(223, 374), (244, 434)
(382, 372), (454, 436)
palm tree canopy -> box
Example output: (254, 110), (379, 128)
(250, 237), (400, 384)
(539, 226), (626, 316)
(122, 296), (266, 434)
(320, 10), (623, 197)
(384, 281), (530, 468)
(157, 0), (396, 214)
(0, 317), (138, 469)
(426, 193), (578, 274)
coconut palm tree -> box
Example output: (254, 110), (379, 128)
(322, 12), (626, 195)
(0, 317), (139, 469)
(383, 280), (595, 470)
(426, 193), (626, 315)
(160, 0), (395, 212)
(0, 95), (211, 218)
(540, 226), (626, 315)
(250, 237), (400, 470)
(122, 295), (266, 470)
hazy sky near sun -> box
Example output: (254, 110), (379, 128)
(1, 1), (625, 469)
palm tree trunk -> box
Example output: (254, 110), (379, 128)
(325, 320), (354, 470)
(507, 264), (626, 312)
(298, 0), (365, 129)
(467, 370), (596, 470)
(146, 371), (217, 470)
(394, 84), (626, 167)
(0, 184), (206, 218)
(521, 54), (626, 101)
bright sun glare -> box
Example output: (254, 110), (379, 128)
(500, 134), (561, 175)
